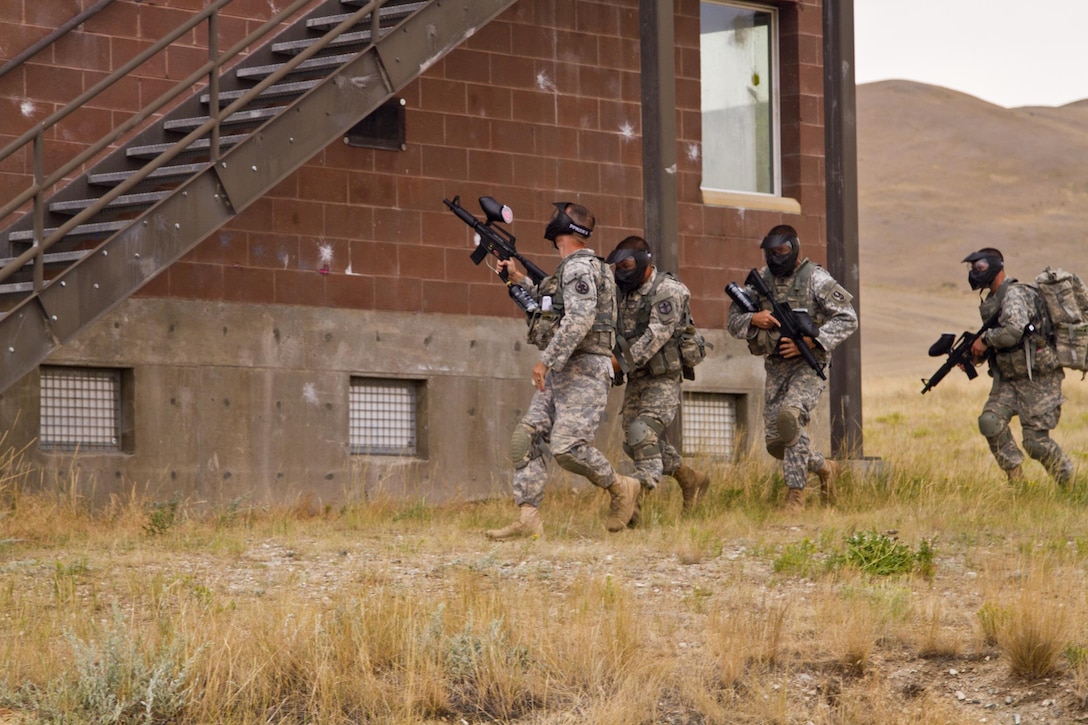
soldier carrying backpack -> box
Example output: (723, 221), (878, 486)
(962, 248), (1074, 486)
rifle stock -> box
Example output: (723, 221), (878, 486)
(744, 269), (826, 380)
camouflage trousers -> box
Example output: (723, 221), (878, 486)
(510, 353), (616, 508)
(764, 358), (828, 490)
(620, 372), (682, 489)
(982, 368), (1073, 481)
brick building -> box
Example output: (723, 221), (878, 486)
(0, 0), (860, 504)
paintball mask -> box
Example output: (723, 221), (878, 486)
(606, 248), (652, 294)
(962, 250), (1003, 290)
(544, 202), (592, 248)
(760, 229), (800, 278)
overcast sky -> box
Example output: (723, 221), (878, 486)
(853, 0), (1088, 108)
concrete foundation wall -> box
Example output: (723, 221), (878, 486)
(0, 297), (823, 506)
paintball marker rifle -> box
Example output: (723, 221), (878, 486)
(920, 307), (1002, 394)
(444, 195), (547, 314)
(733, 269), (826, 380)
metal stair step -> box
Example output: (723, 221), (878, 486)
(8, 220), (128, 243)
(89, 162), (208, 186)
(126, 135), (248, 159)
(200, 80), (318, 106)
(307, 1), (427, 31)
(0, 250), (89, 267)
(272, 27), (376, 55)
(0, 281), (42, 295)
(50, 191), (170, 215)
(163, 106), (284, 133)
(235, 52), (356, 82)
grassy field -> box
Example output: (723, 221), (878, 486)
(4, 374), (1088, 723)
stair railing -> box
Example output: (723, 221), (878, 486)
(0, 0), (120, 82)
(0, 0), (395, 290)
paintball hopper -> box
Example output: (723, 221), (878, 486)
(928, 333), (956, 357)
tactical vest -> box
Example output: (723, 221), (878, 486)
(982, 279), (1058, 381)
(527, 250), (616, 355)
(621, 271), (685, 378)
(748, 260), (826, 360)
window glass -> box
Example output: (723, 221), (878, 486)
(700, 2), (777, 195)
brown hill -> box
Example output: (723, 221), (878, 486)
(857, 80), (1088, 380)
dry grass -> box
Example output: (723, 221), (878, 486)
(4, 377), (1088, 722)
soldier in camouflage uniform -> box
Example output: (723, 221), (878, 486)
(964, 248), (1074, 485)
(727, 225), (858, 510)
(607, 236), (711, 521)
(485, 203), (640, 540)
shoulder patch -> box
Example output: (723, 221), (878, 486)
(575, 280), (591, 295)
(657, 300), (673, 315)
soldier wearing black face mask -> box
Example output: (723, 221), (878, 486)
(606, 236), (711, 520)
(727, 224), (858, 511)
(963, 247), (1073, 486)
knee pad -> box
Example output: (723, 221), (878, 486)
(553, 445), (594, 477)
(624, 416), (662, 461)
(509, 422), (537, 469)
(766, 437), (786, 460)
(776, 407), (802, 447)
(977, 411), (1005, 439)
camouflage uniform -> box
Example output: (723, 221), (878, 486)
(727, 260), (857, 491)
(977, 279), (1073, 483)
(616, 268), (689, 488)
(509, 249), (618, 506)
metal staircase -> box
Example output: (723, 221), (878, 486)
(0, 0), (517, 393)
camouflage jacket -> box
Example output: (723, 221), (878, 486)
(726, 259), (857, 362)
(519, 249), (616, 370)
(616, 268), (690, 376)
(979, 278), (1058, 380)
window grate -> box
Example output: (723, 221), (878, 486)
(682, 392), (737, 458)
(40, 367), (122, 451)
(350, 378), (419, 455)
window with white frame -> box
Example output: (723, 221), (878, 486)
(349, 377), (422, 456)
(700, 1), (779, 196)
(40, 366), (125, 451)
(682, 391), (738, 459)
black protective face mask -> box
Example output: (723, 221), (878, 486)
(544, 203), (592, 249)
(963, 253), (1003, 290)
(760, 231), (800, 278)
(765, 241), (799, 278)
(606, 249), (651, 293)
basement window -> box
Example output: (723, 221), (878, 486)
(40, 366), (133, 452)
(344, 98), (407, 151)
(349, 377), (423, 456)
(682, 391), (737, 459)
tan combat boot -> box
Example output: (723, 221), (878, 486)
(627, 483), (649, 529)
(817, 459), (840, 505)
(1005, 464), (1024, 484)
(605, 475), (640, 532)
(783, 487), (805, 511)
(674, 464), (711, 513)
(485, 504), (543, 540)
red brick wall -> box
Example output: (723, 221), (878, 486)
(2, 0), (828, 331)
